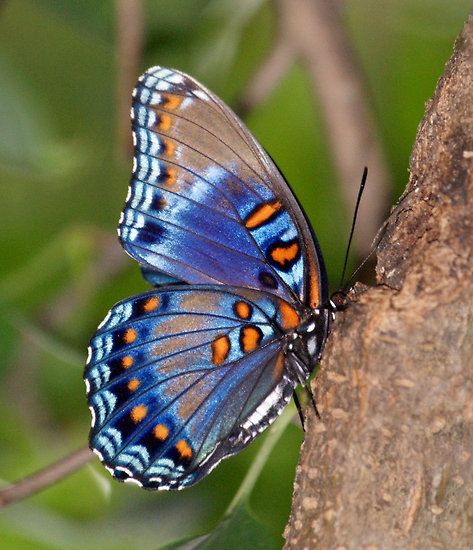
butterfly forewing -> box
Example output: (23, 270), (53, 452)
(119, 66), (327, 309)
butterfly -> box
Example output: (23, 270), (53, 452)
(84, 66), (331, 490)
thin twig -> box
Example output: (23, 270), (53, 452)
(40, 231), (127, 328)
(237, 34), (296, 117)
(278, 0), (391, 256)
(116, 0), (144, 158)
(0, 447), (93, 508)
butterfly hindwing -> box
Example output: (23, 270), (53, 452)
(120, 66), (328, 310)
(85, 286), (301, 489)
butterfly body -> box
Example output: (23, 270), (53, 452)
(85, 67), (330, 490)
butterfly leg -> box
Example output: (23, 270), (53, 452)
(292, 390), (306, 431)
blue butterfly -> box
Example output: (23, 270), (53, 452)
(84, 66), (331, 490)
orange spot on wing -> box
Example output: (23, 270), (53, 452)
(211, 335), (230, 365)
(270, 242), (300, 267)
(163, 140), (175, 157)
(309, 266), (321, 308)
(165, 167), (177, 185)
(123, 328), (137, 343)
(240, 326), (262, 353)
(273, 352), (285, 381)
(153, 423), (169, 441)
(122, 355), (134, 368)
(245, 200), (282, 229)
(143, 296), (160, 312)
(234, 301), (252, 320)
(158, 113), (172, 131)
(131, 404), (147, 423)
(163, 94), (182, 110)
(279, 301), (300, 330)
(127, 378), (140, 392)
(175, 439), (192, 460)
(156, 197), (167, 209)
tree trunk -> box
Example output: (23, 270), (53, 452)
(284, 13), (473, 550)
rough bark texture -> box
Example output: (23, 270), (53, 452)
(284, 14), (473, 550)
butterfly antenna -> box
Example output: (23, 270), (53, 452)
(341, 216), (389, 291)
(339, 167), (368, 289)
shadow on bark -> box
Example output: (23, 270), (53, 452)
(285, 13), (473, 549)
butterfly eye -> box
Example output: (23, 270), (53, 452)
(330, 291), (348, 310)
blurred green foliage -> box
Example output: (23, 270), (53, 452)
(0, 1), (469, 548)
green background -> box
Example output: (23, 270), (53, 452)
(0, 1), (469, 548)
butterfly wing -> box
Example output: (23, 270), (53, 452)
(120, 66), (327, 310)
(140, 266), (182, 288)
(85, 286), (302, 489)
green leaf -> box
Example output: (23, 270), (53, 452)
(0, 56), (58, 175)
(160, 504), (277, 550)
(0, 53), (81, 178)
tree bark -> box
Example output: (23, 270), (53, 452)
(284, 13), (473, 550)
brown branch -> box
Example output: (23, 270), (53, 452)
(237, 24), (296, 117)
(0, 447), (93, 508)
(285, 12), (473, 548)
(278, 0), (391, 256)
(116, 0), (144, 158)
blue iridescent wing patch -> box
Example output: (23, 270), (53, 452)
(85, 286), (301, 489)
(120, 66), (327, 309)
